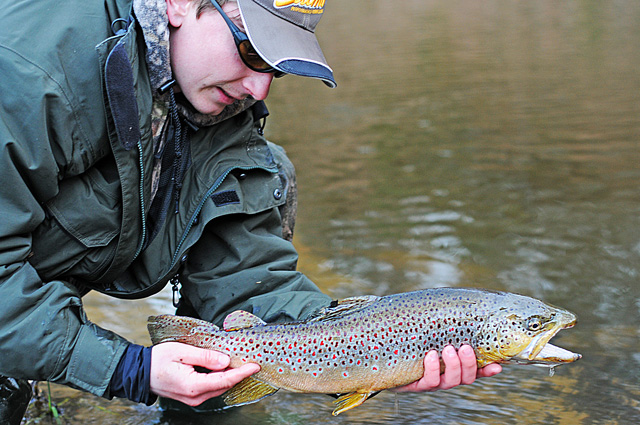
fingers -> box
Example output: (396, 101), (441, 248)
(393, 344), (501, 393)
(392, 350), (441, 392)
(150, 343), (261, 406)
(179, 363), (261, 406)
(423, 350), (442, 388)
(159, 342), (231, 370)
(438, 345), (464, 389)
(478, 362), (502, 378)
(458, 345), (479, 385)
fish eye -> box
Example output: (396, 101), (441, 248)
(527, 318), (542, 331)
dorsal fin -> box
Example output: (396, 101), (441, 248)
(307, 295), (380, 323)
(223, 310), (267, 331)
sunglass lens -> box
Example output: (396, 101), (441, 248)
(238, 40), (273, 72)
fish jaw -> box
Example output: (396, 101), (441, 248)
(530, 342), (582, 365)
(512, 313), (581, 365)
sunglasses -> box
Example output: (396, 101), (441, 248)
(209, 0), (285, 77)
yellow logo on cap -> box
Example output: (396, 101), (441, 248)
(274, 0), (325, 13)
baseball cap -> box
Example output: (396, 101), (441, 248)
(236, 0), (336, 88)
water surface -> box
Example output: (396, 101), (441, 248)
(27, 1), (640, 423)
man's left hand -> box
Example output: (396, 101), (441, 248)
(394, 345), (502, 392)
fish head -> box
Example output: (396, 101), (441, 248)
(475, 293), (581, 367)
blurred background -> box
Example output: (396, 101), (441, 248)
(28, 0), (639, 423)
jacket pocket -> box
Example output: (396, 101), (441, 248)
(29, 157), (121, 281)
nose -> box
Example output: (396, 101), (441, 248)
(243, 72), (273, 101)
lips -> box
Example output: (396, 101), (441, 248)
(218, 87), (241, 105)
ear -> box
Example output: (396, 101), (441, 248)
(166, 0), (194, 28)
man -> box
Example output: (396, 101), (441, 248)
(0, 0), (500, 420)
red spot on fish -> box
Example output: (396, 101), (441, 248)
(394, 350), (399, 355)
(278, 368), (284, 373)
(313, 372), (318, 376)
(372, 366), (378, 371)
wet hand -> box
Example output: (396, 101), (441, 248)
(150, 342), (260, 406)
(393, 345), (502, 392)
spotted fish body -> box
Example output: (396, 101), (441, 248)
(148, 288), (581, 415)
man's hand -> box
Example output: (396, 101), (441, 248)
(394, 345), (502, 392)
(150, 342), (260, 406)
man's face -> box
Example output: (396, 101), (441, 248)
(167, 0), (274, 116)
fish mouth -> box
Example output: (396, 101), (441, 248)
(513, 314), (582, 366)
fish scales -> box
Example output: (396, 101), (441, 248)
(148, 288), (581, 415)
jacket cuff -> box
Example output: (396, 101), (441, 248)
(106, 344), (157, 405)
(65, 323), (129, 397)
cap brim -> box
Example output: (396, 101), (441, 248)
(237, 0), (336, 88)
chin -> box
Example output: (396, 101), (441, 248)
(195, 104), (226, 117)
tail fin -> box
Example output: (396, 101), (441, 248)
(147, 314), (219, 345)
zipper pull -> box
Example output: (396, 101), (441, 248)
(171, 275), (181, 308)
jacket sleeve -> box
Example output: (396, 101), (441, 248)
(179, 206), (333, 326)
(0, 93), (129, 398)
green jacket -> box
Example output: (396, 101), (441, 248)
(0, 0), (330, 398)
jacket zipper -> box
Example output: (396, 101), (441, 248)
(169, 165), (278, 269)
(107, 164), (278, 300)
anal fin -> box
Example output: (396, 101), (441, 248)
(223, 376), (279, 407)
(332, 391), (375, 416)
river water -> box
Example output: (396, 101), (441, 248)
(26, 0), (639, 423)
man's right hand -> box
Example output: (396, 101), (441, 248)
(150, 342), (260, 406)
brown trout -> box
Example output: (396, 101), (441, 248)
(148, 288), (581, 415)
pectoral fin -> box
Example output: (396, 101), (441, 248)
(223, 376), (279, 407)
(332, 391), (375, 416)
